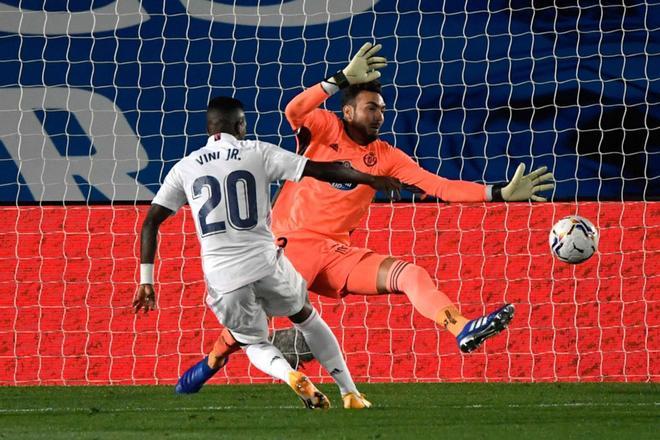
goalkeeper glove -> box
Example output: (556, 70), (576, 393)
(492, 163), (555, 202)
(328, 42), (387, 88)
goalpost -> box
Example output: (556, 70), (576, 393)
(0, 1), (657, 385)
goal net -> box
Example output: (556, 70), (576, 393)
(0, 1), (657, 384)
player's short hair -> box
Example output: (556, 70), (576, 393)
(207, 96), (244, 117)
(341, 80), (382, 107)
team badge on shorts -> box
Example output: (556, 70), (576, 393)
(363, 152), (377, 167)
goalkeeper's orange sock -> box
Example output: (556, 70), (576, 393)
(391, 262), (469, 336)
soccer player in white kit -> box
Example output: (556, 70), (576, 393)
(133, 96), (401, 409)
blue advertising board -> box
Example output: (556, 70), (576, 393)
(0, 0), (657, 202)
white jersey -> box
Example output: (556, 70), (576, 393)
(152, 133), (308, 293)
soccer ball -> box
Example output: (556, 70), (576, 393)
(549, 215), (599, 264)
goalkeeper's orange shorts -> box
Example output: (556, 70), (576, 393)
(277, 231), (375, 299)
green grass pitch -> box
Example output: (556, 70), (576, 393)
(0, 383), (656, 439)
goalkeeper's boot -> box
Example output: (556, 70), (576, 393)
(342, 392), (372, 409)
(457, 304), (515, 353)
(287, 371), (330, 409)
(175, 356), (226, 394)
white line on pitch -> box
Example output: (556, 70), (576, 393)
(0, 402), (657, 414)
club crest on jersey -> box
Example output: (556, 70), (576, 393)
(331, 160), (358, 191)
(363, 152), (377, 167)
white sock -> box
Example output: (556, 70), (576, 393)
(294, 308), (358, 395)
(244, 342), (294, 383)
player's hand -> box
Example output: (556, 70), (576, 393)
(342, 42), (387, 84)
(133, 284), (156, 314)
(501, 163), (555, 201)
(370, 176), (402, 200)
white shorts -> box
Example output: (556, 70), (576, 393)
(206, 253), (307, 345)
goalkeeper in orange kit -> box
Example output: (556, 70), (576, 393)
(177, 42), (554, 401)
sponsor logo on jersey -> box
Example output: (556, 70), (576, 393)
(331, 182), (358, 191)
(363, 152), (377, 167)
(330, 160), (358, 191)
(332, 183), (357, 191)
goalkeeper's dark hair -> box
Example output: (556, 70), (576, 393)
(206, 96), (245, 136)
(341, 80), (382, 107)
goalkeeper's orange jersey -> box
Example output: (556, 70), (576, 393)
(271, 84), (488, 245)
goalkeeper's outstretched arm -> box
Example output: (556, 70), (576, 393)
(285, 42), (387, 132)
(386, 148), (555, 202)
(285, 39), (555, 202)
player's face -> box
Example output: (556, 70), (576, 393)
(344, 91), (386, 142)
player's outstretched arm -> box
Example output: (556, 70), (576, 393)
(326, 42), (387, 87)
(303, 160), (401, 199)
(285, 42), (388, 131)
(385, 147), (490, 202)
(133, 203), (173, 314)
(385, 147), (554, 202)
(491, 163), (555, 202)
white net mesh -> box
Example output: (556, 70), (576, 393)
(0, 1), (657, 384)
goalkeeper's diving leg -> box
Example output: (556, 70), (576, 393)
(344, 254), (516, 353)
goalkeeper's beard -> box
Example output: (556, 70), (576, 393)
(347, 122), (379, 144)
(364, 132), (378, 143)
(364, 122), (382, 143)
(343, 120), (380, 145)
